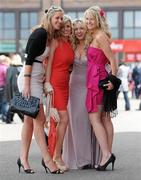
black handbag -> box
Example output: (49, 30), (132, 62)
(10, 93), (40, 118)
(98, 77), (109, 90)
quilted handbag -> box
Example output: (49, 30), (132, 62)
(10, 93), (40, 118)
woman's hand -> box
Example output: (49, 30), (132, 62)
(44, 82), (53, 94)
(104, 81), (114, 90)
(22, 85), (30, 98)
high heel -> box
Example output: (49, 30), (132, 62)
(17, 158), (35, 174)
(96, 154), (116, 171)
(54, 159), (69, 172)
(41, 159), (63, 174)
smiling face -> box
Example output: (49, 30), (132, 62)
(84, 11), (97, 31)
(74, 21), (87, 41)
(61, 20), (72, 38)
(51, 11), (64, 30)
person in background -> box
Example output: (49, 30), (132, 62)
(5, 54), (24, 124)
(44, 15), (74, 172)
(63, 19), (101, 169)
(132, 65), (141, 99)
(136, 63), (141, 110)
(0, 55), (9, 123)
(17, 6), (64, 174)
(117, 62), (131, 111)
(84, 5), (118, 171)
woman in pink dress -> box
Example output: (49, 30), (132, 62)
(84, 6), (118, 171)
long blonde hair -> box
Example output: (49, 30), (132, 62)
(72, 19), (92, 51)
(84, 5), (111, 38)
(33, 6), (64, 43)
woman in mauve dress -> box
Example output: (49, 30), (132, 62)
(63, 20), (101, 169)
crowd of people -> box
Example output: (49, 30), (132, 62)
(0, 4), (141, 175)
(0, 54), (24, 123)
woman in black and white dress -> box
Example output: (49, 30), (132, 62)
(17, 6), (64, 174)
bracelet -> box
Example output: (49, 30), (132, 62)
(24, 74), (31, 77)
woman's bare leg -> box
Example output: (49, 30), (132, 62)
(33, 104), (58, 171)
(102, 113), (114, 153)
(53, 111), (69, 165)
(89, 111), (111, 165)
(20, 116), (33, 169)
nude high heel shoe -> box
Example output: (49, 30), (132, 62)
(53, 159), (69, 172)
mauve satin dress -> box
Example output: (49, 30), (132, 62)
(62, 55), (101, 169)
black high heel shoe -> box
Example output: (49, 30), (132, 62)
(41, 159), (62, 174)
(96, 154), (116, 171)
(17, 158), (35, 174)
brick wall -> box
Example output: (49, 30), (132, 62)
(0, 0), (41, 9)
(61, 0), (141, 9)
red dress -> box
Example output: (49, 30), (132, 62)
(51, 39), (74, 110)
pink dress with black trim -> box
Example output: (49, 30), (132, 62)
(86, 47), (109, 113)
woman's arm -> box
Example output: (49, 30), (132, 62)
(23, 65), (32, 98)
(44, 39), (58, 93)
(97, 33), (118, 76)
(22, 28), (47, 97)
(45, 39), (58, 82)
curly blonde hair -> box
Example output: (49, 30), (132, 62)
(33, 6), (64, 43)
(72, 19), (92, 51)
(84, 5), (111, 38)
(58, 15), (73, 42)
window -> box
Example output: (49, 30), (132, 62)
(135, 11), (141, 27)
(0, 11), (39, 53)
(66, 12), (77, 19)
(0, 12), (16, 53)
(135, 11), (141, 38)
(77, 12), (84, 19)
(0, 12), (16, 40)
(124, 11), (133, 27)
(20, 12), (38, 51)
(123, 10), (141, 39)
(20, 12), (38, 39)
(106, 11), (119, 39)
(66, 11), (84, 20)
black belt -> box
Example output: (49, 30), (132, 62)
(34, 60), (42, 63)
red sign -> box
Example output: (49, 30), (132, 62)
(111, 42), (124, 52)
(136, 53), (141, 61)
(111, 40), (141, 53)
(125, 53), (136, 62)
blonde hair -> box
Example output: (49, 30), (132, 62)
(63, 15), (72, 25)
(0, 55), (10, 65)
(60, 15), (72, 42)
(84, 5), (111, 38)
(33, 6), (64, 43)
(72, 19), (92, 50)
(10, 54), (22, 65)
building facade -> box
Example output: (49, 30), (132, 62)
(63, 0), (141, 62)
(0, 0), (141, 62)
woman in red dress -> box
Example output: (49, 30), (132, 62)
(45, 15), (74, 172)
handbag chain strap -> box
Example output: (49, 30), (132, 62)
(46, 90), (54, 117)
